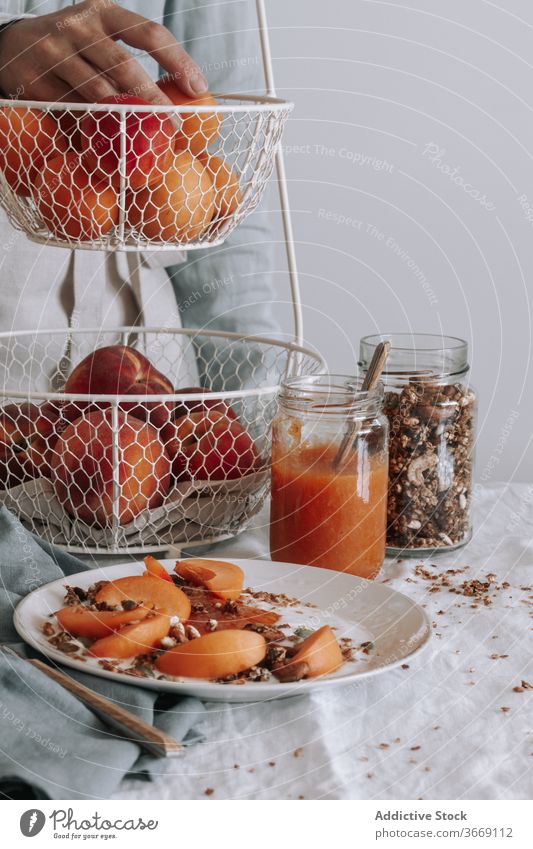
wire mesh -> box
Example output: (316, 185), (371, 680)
(0, 328), (322, 553)
(0, 95), (292, 251)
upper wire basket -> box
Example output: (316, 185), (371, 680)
(0, 94), (292, 251)
(0, 327), (322, 554)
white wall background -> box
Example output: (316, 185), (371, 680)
(264, 0), (533, 483)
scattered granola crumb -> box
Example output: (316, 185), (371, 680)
(293, 747), (304, 758)
(499, 706), (511, 713)
(204, 788), (214, 796)
(378, 742), (390, 749)
(366, 772), (374, 779)
(401, 664), (410, 669)
(410, 745), (421, 751)
(268, 761), (276, 767)
(233, 764), (240, 769)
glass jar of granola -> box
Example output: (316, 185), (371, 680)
(359, 334), (476, 554)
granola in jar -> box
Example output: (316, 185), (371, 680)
(359, 335), (476, 553)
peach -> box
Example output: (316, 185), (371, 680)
(81, 94), (175, 189)
(175, 559), (244, 601)
(198, 153), (242, 220)
(33, 152), (119, 241)
(0, 106), (67, 196)
(143, 554), (173, 583)
(56, 604), (150, 640)
(127, 150), (215, 242)
(155, 629), (266, 679)
(166, 409), (259, 482)
(273, 625), (343, 680)
(157, 76), (221, 155)
(50, 409), (171, 528)
(171, 387), (237, 422)
(0, 402), (63, 489)
(95, 574), (191, 621)
(89, 612), (170, 659)
(63, 344), (174, 429)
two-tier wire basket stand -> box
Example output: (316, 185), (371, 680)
(0, 0), (322, 554)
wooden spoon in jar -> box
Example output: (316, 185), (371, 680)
(332, 341), (390, 471)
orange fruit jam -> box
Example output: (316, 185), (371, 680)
(270, 442), (388, 579)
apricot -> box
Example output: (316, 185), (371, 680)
(127, 150), (215, 242)
(155, 629), (266, 679)
(198, 153), (242, 220)
(95, 574), (191, 621)
(89, 612), (170, 658)
(157, 76), (221, 155)
(275, 625), (343, 680)
(55, 604), (150, 640)
(32, 152), (118, 241)
(143, 554), (173, 583)
(186, 592), (280, 635)
(0, 106), (67, 196)
(175, 559), (244, 601)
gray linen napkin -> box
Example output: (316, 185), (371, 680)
(0, 507), (205, 800)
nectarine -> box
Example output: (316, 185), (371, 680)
(0, 106), (67, 196)
(81, 94), (175, 189)
(63, 344), (174, 429)
(89, 612), (170, 659)
(143, 554), (173, 583)
(56, 604), (150, 640)
(157, 76), (221, 155)
(175, 559), (244, 601)
(95, 574), (191, 621)
(273, 625), (343, 680)
(0, 402), (62, 489)
(127, 150), (215, 242)
(167, 409), (259, 482)
(155, 629), (266, 679)
(32, 152), (118, 241)
(50, 409), (171, 527)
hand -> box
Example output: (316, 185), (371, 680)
(0, 0), (208, 104)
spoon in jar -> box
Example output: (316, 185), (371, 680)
(332, 340), (390, 471)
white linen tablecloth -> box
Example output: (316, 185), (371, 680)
(113, 482), (533, 800)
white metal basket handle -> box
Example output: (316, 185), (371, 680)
(256, 0), (303, 347)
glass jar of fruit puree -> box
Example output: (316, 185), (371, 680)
(359, 334), (476, 555)
(270, 375), (389, 579)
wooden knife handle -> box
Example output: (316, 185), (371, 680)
(28, 658), (183, 758)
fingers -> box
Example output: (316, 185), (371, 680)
(24, 75), (76, 104)
(55, 54), (118, 102)
(101, 4), (208, 97)
(80, 38), (172, 106)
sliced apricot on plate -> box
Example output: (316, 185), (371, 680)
(185, 591), (280, 634)
(143, 555), (173, 583)
(175, 559), (244, 600)
(155, 629), (266, 679)
(55, 604), (150, 640)
(89, 612), (170, 658)
(273, 625), (343, 681)
(95, 575), (190, 620)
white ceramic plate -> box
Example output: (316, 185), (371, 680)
(14, 558), (431, 702)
